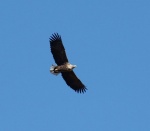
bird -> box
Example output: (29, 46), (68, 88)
(49, 33), (87, 93)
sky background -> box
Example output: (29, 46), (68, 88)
(0, 0), (150, 131)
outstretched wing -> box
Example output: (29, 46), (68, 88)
(61, 71), (87, 93)
(49, 33), (69, 65)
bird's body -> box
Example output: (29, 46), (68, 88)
(49, 33), (87, 93)
(50, 63), (76, 75)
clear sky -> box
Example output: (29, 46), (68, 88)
(0, 0), (150, 131)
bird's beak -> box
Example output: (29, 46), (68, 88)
(73, 65), (77, 68)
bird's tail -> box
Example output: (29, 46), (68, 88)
(50, 65), (60, 75)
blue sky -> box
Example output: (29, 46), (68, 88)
(0, 0), (150, 131)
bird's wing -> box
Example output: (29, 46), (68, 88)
(49, 33), (69, 65)
(61, 71), (87, 93)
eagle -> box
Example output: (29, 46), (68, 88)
(49, 33), (87, 93)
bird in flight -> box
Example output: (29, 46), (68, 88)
(49, 33), (87, 93)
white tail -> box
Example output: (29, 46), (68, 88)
(50, 65), (60, 75)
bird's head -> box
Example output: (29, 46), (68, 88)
(67, 63), (77, 69)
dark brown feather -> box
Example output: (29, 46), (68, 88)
(61, 71), (87, 93)
(49, 33), (68, 65)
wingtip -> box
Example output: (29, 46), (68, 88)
(49, 33), (61, 43)
(75, 86), (87, 94)
(50, 33), (61, 39)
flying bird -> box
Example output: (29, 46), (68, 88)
(49, 33), (87, 93)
